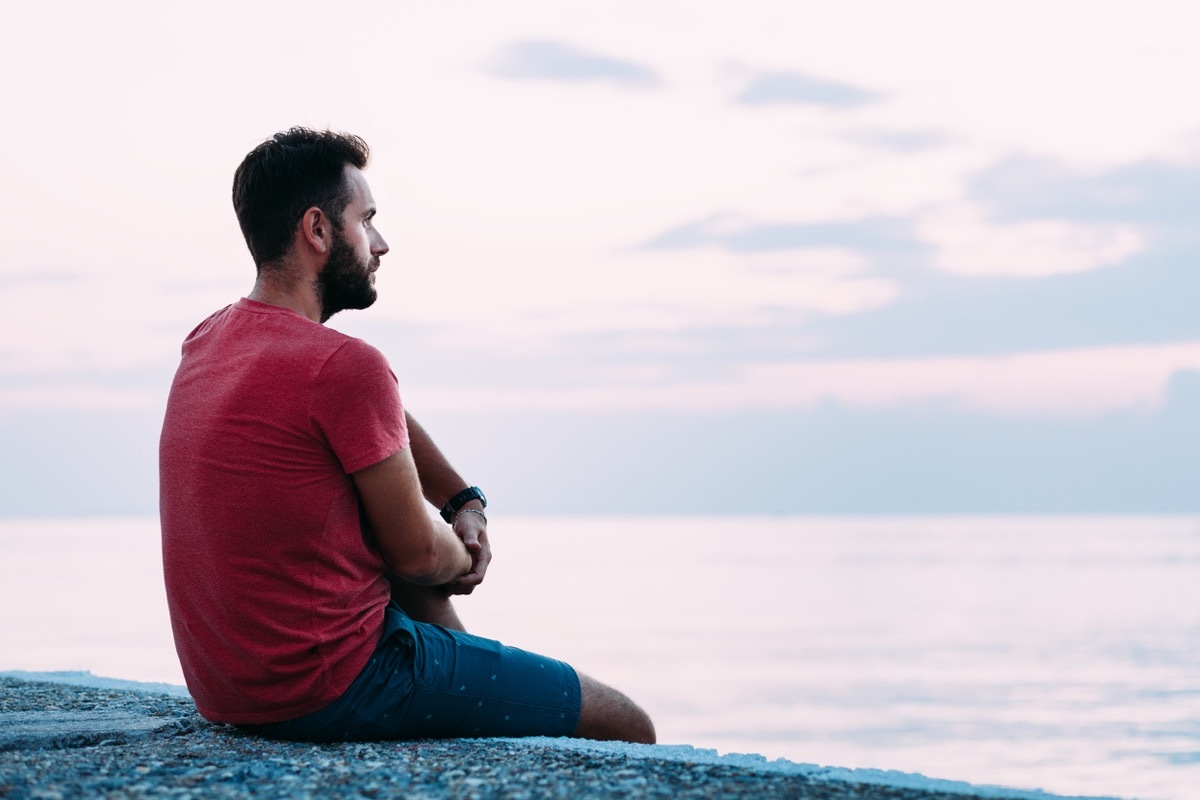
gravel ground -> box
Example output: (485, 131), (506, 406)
(0, 677), (1066, 800)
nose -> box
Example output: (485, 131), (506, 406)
(372, 230), (389, 257)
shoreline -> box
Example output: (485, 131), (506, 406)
(0, 673), (1117, 800)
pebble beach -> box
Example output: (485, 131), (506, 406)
(0, 675), (1116, 800)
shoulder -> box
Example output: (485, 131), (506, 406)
(327, 335), (390, 370)
(315, 336), (395, 390)
(182, 303), (235, 343)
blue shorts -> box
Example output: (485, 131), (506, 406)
(241, 603), (582, 742)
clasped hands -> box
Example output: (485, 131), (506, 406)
(443, 509), (491, 595)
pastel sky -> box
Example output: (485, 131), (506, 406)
(2, 0), (1198, 515)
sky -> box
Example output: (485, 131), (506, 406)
(1, 0), (1198, 515)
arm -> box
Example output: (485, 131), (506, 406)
(352, 447), (472, 585)
(405, 411), (491, 594)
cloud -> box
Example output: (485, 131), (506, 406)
(9, 384), (1200, 516)
(1, 407), (161, 516)
(805, 243), (1200, 359)
(396, 341), (1200, 417)
(1160, 367), (1200, 415)
(0, 275), (199, 374)
(733, 71), (882, 108)
(917, 207), (1143, 278)
(263, 379), (1200, 515)
(971, 155), (1200, 228)
(0, 271), (82, 288)
(0, 384), (162, 410)
(640, 213), (920, 256)
(767, 152), (1200, 358)
(0, 366), (171, 410)
(486, 40), (659, 87)
(910, 155), (1191, 279)
(845, 129), (952, 152)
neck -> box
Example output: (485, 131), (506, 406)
(248, 265), (323, 323)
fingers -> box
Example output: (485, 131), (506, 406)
(453, 519), (485, 553)
(444, 570), (483, 595)
(443, 543), (491, 596)
(444, 521), (490, 596)
(473, 545), (492, 578)
(458, 527), (482, 553)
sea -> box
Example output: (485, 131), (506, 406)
(1, 515), (1197, 800)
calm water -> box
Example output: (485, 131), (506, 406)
(2, 515), (1197, 800)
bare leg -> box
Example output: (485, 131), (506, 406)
(573, 672), (656, 744)
(389, 576), (466, 632)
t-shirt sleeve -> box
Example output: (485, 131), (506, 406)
(310, 339), (410, 474)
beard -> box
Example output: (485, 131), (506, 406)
(317, 228), (377, 323)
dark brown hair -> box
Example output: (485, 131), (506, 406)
(232, 127), (370, 267)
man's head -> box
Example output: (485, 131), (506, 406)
(234, 128), (388, 322)
(232, 127), (370, 269)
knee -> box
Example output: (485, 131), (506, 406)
(627, 705), (656, 745)
(574, 672), (656, 745)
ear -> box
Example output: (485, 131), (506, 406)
(299, 207), (333, 255)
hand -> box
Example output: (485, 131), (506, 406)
(443, 509), (491, 595)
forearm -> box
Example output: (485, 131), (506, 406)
(390, 521), (473, 585)
(352, 449), (473, 585)
(400, 412), (491, 594)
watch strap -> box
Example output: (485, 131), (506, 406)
(440, 486), (486, 522)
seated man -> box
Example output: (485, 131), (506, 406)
(159, 127), (654, 744)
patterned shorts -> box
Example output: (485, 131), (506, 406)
(241, 603), (582, 742)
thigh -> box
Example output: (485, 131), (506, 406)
(245, 604), (581, 742)
(396, 620), (582, 739)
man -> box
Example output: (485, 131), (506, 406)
(160, 127), (654, 744)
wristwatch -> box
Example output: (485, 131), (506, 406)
(440, 486), (487, 522)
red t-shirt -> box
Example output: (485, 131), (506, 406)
(159, 298), (408, 724)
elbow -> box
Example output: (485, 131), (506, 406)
(383, 538), (456, 586)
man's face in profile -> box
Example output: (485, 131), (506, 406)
(317, 167), (387, 322)
(318, 226), (377, 321)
